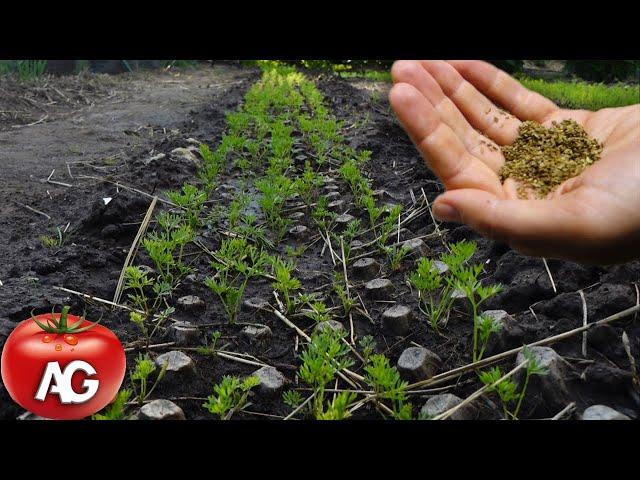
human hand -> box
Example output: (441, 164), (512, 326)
(389, 60), (640, 264)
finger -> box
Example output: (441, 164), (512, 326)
(389, 82), (504, 196)
(448, 60), (559, 123)
(432, 188), (589, 258)
(391, 60), (504, 172)
(421, 60), (523, 145)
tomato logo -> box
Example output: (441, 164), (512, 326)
(1, 306), (126, 420)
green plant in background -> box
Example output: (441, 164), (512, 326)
(92, 389), (132, 420)
(478, 347), (548, 420)
(166, 183), (207, 229)
(385, 244), (411, 271)
(303, 300), (331, 324)
(283, 390), (304, 409)
(364, 354), (412, 419)
(130, 354), (167, 405)
(317, 391), (357, 420)
(204, 237), (270, 323)
(203, 375), (260, 420)
(358, 335), (377, 363)
(39, 226), (65, 250)
(333, 273), (356, 318)
(297, 328), (354, 419)
(271, 257), (301, 314)
(12, 60), (47, 80)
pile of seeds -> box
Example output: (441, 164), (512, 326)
(500, 119), (603, 198)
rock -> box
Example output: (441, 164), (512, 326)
(171, 147), (200, 166)
(351, 258), (380, 281)
(100, 224), (120, 238)
(243, 297), (270, 313)
(581, 405), (630, 420)
(334, 213), (355, 229)
(138, 399), (186, 420)
(397, 228), (413, 241)
(136, 265), (156, 277)
(324, 184), (339, 191)
(328, 199), (345, 212)
(253, 366), (285, 396)
(242, 324), (273, 342)
(514, 346), (571, 416)
(17, 412), (49, 420)
(433, 260), (449, 274)
(142, 152), (166, 166)
(325, 191), (341, 200)
(154, 351), (197, 381)
(351, 239), (364, 248)
(365, 278), (394, 300)
(167, 321), (200, 346)
(397, 347), (442, 381)
(289, 211), (305, 220)
(382, 304), (414, 336)
(176, 295), (205, 312)
(482, 310), (524, 355)
(184, 273), (199, 283)
(420, 394), (477, 420)
(289, 225), (308, 238)
(582, 363), (632, 393)
(314, 320), (345, 334)
(402, 238), (429, 257)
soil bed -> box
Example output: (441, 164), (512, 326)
(0, 65), (638, 420)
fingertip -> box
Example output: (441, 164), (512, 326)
(391, 60), (419, 84)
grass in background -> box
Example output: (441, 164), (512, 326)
(0, 60), (47, 80)
(516, 76), (639, 110)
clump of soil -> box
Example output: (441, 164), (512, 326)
(500, 119), (603, 198)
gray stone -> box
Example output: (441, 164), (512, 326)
(324, 184), (339, 191)
(402, 238), (429, 257)
(142, 152), (166, 166)
(365, 278), (394, 300)
(171, 147), (200, 166)
(176, 295), (205, 312)
(314, 320), (345, 334)
(397, 347), (442, 381)
(137, 265), (155, 276)
(138, 399), (186, 420)
(581, 405), (630, 420)
(334, 213), (355, 230)
(351, 240), (364, 249)
(328, 199), (345, 212)
(482, 310), (524, 355)
(382, 304), (414, 336)
(243, 297), (270, 313)
(253, 366), (286, 396)
(420, 394), (477, 420)
(351, 257), (380, 281)
(168, 321), (200, 346)
(289, 225), (308, 238)
(514, 346), (571, 416)
(17, 412), (49, 420)
(154, 350), (197, 381)
(433, 260), (449, 274)
(289, 211), (306, 220)
(325, 191), (341, 200)
(242, 324), (273, 342)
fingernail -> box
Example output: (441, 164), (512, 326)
(433, 203), (462, 223)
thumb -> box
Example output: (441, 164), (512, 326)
(432, 189), (586, 255)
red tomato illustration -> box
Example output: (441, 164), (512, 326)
(1, 307), (126, 420)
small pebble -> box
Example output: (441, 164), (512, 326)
(420, 394), (477, 420)
(397, 347), (442, 381)
(581, 405), (630, 421)
(351, 257), (380, 281)
(242, 324), (273, 342)
(138, 399), (186, 420)
(365, 278), (394, 300)
(176, 295), (205, 312)
(253, 366), (286, 396)
(314, 320), (345, 334)
(381, 304), (414, 336)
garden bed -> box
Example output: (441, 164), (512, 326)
(0, 63), (638, 421)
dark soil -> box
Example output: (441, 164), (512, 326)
(1, 66), (638, 420)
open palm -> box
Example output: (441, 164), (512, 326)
(389, 60), (640, 264)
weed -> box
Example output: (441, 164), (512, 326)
(166, 183), (207, 229)
(385, 244), (411, 271)
(92, 389), (132, 420)
(298, 328), (353, 419)
(364, 354), (412, 419)
(271, 257), (301, 314)
(478, 347), (548, 419)
(203, 375), (260, 420)
(39, 227), (65, 250)
(130, 353), (167, 405)
(358, 335), (377, 363)
(205, 237), (270, 323)
(283, 390), (304, 409)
